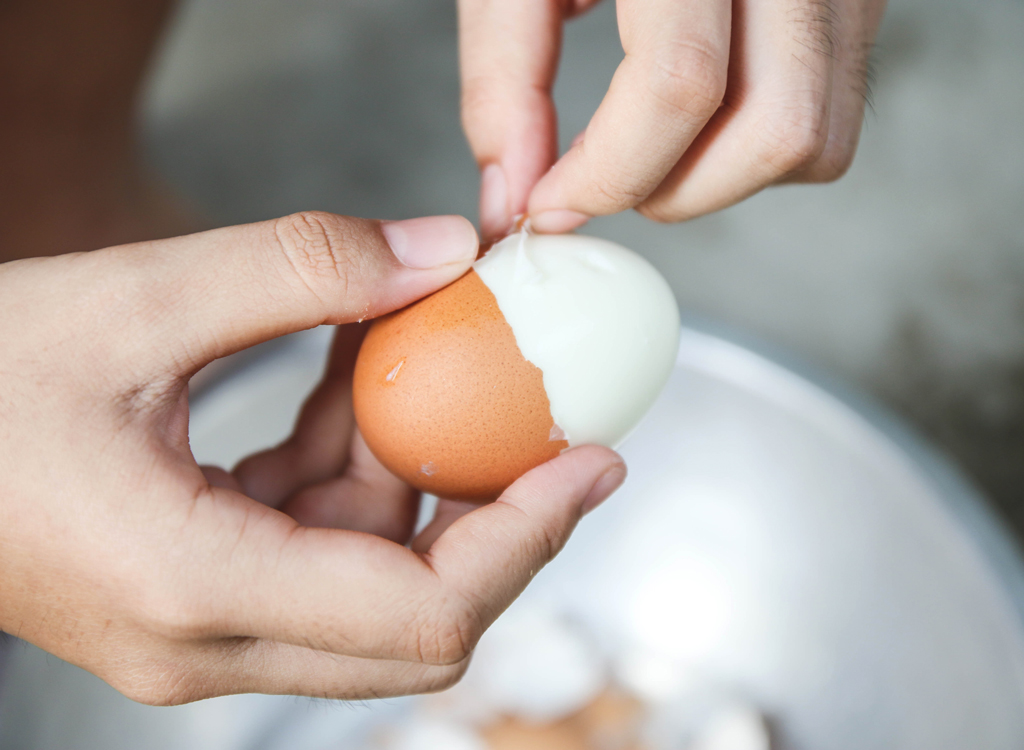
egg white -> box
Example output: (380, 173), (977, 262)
(474, 231), (680, 448)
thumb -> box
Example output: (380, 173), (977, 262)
(418, 445), (627, 628)
(35, 212), (478, 379)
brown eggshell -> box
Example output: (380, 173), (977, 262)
(482, 718), (588, 750)
(573, 689), (646, 748)
(353, 269), (568, 502)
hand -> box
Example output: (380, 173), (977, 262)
(0, 212), (625, 705)
(459, 0), (887, 238)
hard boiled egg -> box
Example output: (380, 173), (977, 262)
(352, 230), (680, 501)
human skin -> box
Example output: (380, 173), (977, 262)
(0, 212), (626, 705)
(0, 0), (879, 706)
(458, 0), (889, 239)
(2, 0), (887, 260)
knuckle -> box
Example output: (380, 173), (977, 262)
(506, 490), (569, 563)
(527, 519), (565, 565)
(590, 170), (650, 211)
(272, 211), (358, 301)
(414, 597), (483, 666)
(806, 140), (858, 183)
(646, 38), (726, 120)
(756, 99), (830, 176)
(416, 659), (472, 694)
(636, 199), (684, 225)
(460, 79), (550, 156)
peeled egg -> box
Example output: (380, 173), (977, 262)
(353, 231), (680, 501)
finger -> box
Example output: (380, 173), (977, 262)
(528, 0), (732, 231)
(233, 324), (365, 506)
(279, 431), (421, 544)
(65, 213), (478, 382)
(419, 446), (625, 630)
(164, 447), (623, 665)
(637, 0), (841, 221)
(458, 0), (565, 239)
(222, 639), (471, 700)
(410, 499), (479, 554)
(785, 0), (886, 182)
(117, 637), (469, 705)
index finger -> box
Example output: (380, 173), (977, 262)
(528, 0), (732, 231)
(458, 0), (565, 239)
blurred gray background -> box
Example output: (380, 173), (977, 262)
(142, 0), (1024, 529)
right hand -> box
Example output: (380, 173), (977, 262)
(0, 211), (626, 705)
(460, 0), (886, 238)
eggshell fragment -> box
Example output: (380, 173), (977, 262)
(353, 269), (568, 502)
(574, 689), (646, 748)
(482, 719), (588, 750)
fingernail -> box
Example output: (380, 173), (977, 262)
(382, 216), (479, 269)
(530, 209), (590, 234)
(480, 163), (510, 240)
(582, 462), (627, 515)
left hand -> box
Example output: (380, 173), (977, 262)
(459, 0), (887, 238)
(0, 212), (625, 704)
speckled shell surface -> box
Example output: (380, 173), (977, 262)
(352, 269), (568, 502)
